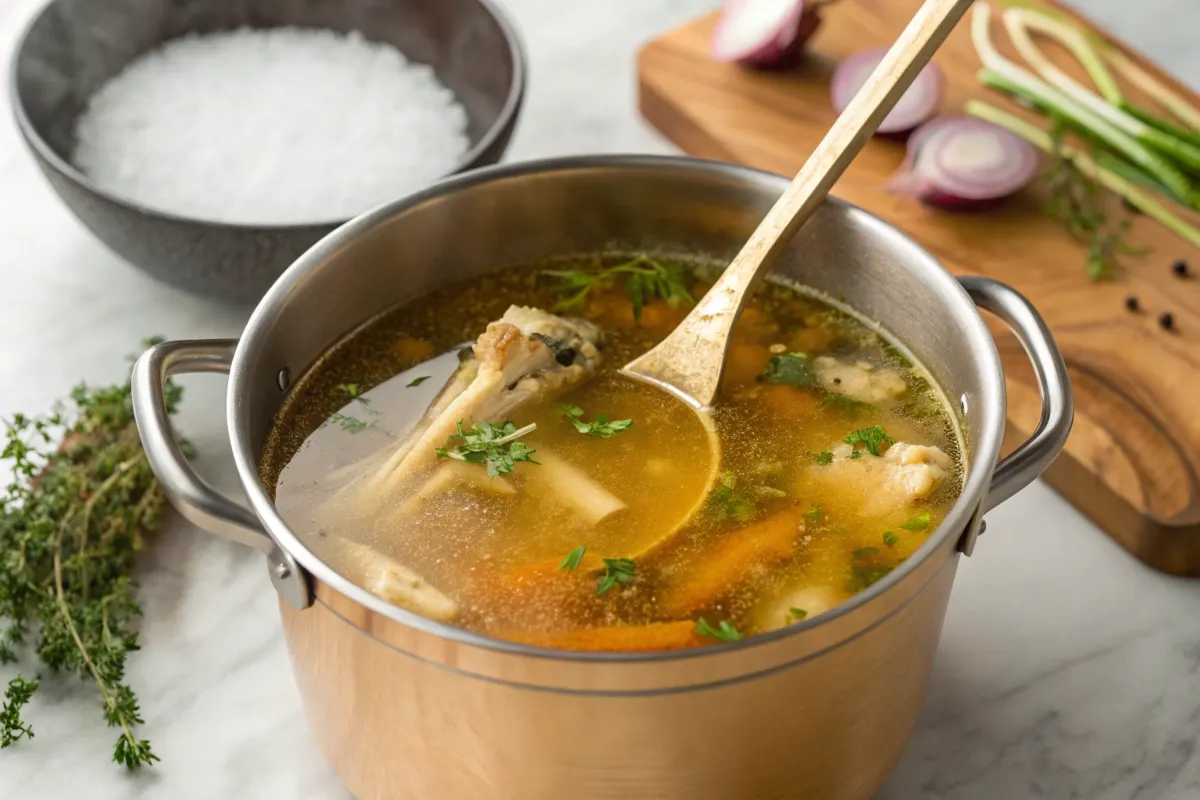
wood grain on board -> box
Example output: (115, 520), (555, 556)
(637, 0), (1200, 575)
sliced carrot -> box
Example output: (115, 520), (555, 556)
(393, 336), (433, 363)
(788, 325), (835, 354)
(734, 306), (779, 341)
(757, 383), (820, 418)
(496, 621), (704, 652)
(636, 300), (689, 331)
(723, 342), (772, 388)
(660, 506), (803, 616)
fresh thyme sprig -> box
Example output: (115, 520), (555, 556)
(0, 675), (37, 748)
(0, 339), (183, 770)
(1045, 119), (1145, 281)
(543, 256), (694, 320)
(435, 421), (539, 479)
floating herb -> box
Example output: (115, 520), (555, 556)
(695, 618), (743, 642)
(560, 405), (634, 438)
(883, 531), (900, 548)
(814, 451), (834, 465)
(1, 676), (38, 749)
(406, 375), (432, 388)
(337, 383), (369, 406)
(843, 426), (895, 457)
(803, 505), (824, 525)
(435, 421), (539, 479)
(853, 546), (881, 559)
(761, 352), (817, 387)
(0, 341), (181, 770)
(596, 558), (636, 595)
(328, 413), (371, 433)
(709, 471), (758, 522)
(820, 393), (876, 414)
(543, 256), (694, 320)
(901, 511), (931, 531)
(788, 608), (808, 622)
(559, 546), (587, 572)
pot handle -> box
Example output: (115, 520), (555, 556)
(131, 339), (312, 609)
(957, 277), (1074, 553)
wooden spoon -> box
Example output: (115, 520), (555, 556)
(623, 0), (976, 408)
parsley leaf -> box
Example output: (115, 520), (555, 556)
(560, 405), (634, 438)
(883, 531), (900, 548)
(406, 375), (432, 388)
(709, 470), (758, 522)
(435, 420), (539, 478)
(596, 558), (636, 595)
(543, 256), (694, 320)
(853, 546), (881, 559)
(761, 352), (817, 387)
(559, 545), (587, 571)
(337, 383), (371, 408)
(803, 505), (823, 524)
(843, 426), (895, 457)
(814, 451), (833, 465)
(695, 618), (743, 642)
(901, 511), (931, 531)
(788, 608), (808, 622)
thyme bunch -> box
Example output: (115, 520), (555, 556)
(0, 340), (185, 770)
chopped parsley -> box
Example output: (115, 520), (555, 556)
(406, 375), (432, 388)
(803, 505), (823, 525)
(761, 352), (817, 387)
(853, 546), (880, 559)
(788, 608), (808, 622)
(560, 405), (634, 438)
(814, 451), (833, 465)
(851, 563), (894, 590)
(843, 426), (895, 457)
(901, 511), (931, 531)
(435, 420), (539, 479)
(709, 471), (758, 522)
(543, 255), (694, 320)
(596, 558), (636, 595)
(328, 413), (370, 433)
(559, 545), (587, 571)
(337, 383), (371, 407)
(883, 531), (900, 548)
(695, 618), (743, 642)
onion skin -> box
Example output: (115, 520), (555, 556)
(712, 3), (824, 70)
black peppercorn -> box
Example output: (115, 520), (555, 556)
(1159, 312), (1175, 331)
(1124, 295), (1139, 312)
(1172, 259), (1190, 278)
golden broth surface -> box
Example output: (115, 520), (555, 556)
(270, 260), (963, 651)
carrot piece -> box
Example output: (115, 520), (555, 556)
(393, 336), (433, 363)
(496, 621), (705, 652)
(723, 342), (772, 388)
(635, 300), (689, 331)
(789, 324), (835, 354)
(756, 383), (820, 418)
(660, 506), (803, 616)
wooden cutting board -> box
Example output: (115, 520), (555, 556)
(637, 0), (1200, 575)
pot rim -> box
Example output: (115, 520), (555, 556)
(228, 154), (1005, 664)
(8, 0), (527, 232)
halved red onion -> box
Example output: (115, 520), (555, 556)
(831, 47), (944, 136)
(887, 116), (1040, 211)
(711, 0), (823, 69)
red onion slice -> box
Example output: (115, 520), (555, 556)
(831, 47), (944, 135)
(711, 0), (822, 69)
(888, 116), (1040, 210)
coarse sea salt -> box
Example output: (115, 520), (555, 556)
(73, 28), (471, 226)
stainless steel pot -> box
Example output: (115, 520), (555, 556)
(131, 156), (1072, 800)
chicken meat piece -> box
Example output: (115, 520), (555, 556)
(810, 440), (954, 518)
(367, 306), (604, 492)
(753, 584), (843, 632)
(814, 356), (907, 405)
(334, 539), (459, 622)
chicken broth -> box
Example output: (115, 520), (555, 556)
(265, 257), (963, 651)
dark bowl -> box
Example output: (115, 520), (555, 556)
(10, 0), (525, 304)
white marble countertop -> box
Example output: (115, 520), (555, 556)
(1, 0), (1198, 797)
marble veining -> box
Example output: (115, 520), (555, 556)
(1, 0), (1198, 797)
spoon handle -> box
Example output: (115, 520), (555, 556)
(624, 0), (976, 408)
